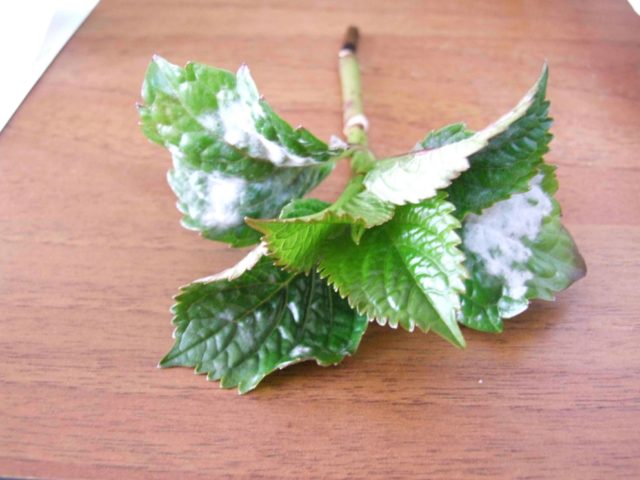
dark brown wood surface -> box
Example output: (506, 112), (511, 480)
(1, 1), (639, 478)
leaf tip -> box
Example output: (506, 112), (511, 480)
(571, 247), (588, 283)
(541, 59), (549, 75)
(150, 53), (167, 66)
(534, 61), (549, 95)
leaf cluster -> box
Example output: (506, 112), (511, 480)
(140, 58), (585, 392)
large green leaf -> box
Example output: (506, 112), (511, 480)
(363, 64), (549, 207)
(139, 56), (341, 247)
(411, 87), (584, 333)
(458, 164), (586, 332)
(316, 193), (467, 347)
(247, 176), (395, 272)
(160, 253), (368, 393)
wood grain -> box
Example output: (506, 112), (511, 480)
(1, 0), (639, 478)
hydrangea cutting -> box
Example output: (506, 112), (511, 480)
(138, 27), (586, 393)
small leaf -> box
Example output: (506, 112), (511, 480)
(247, 176), (394, 272)
(419, 123), (474, 150)
(364, 64), (549, 206)
(139, 56), (342, 247)
(279, 198), (332, 219)
(160, 255), (368, 393)
(316, 192), (467, 347)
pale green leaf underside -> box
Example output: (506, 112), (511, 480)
(247, 177), (395, 272)
(316, 192), (467, 347)
(139, 56), (341, 247)
(160, 256), (367, 393)
(364, 64), (549, 206)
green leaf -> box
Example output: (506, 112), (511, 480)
(409, 67), (583, 332)
(363, 64), (549, 206)
(458, 164), (586, 332)
(247, 176), (395, 272)
(316, 192), (467, 347)
(139, 56), (341, 247)
(441, 66), (552, 219)
(160, 253), (368, 393)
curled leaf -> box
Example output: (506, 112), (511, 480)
(364, 64), (549, 206)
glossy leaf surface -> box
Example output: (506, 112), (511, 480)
(317, 193), (467, 347)
(160, 256), (368, 393)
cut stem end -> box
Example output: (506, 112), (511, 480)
(341, 26), (360, 53)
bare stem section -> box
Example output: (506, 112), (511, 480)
(339, 26), (367, 146)
(339, 26), (373, 172)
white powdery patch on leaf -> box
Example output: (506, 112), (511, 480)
(172, 161), (247, 230)
(463, 174), (553, 298)
(200, 171), (247, 228)
(167, 146), (243, 231)
(197, 65), (318, 167)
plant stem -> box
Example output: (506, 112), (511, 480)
(339, 26), (375, 173)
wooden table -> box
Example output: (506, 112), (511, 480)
(2, 1), (639, 478)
